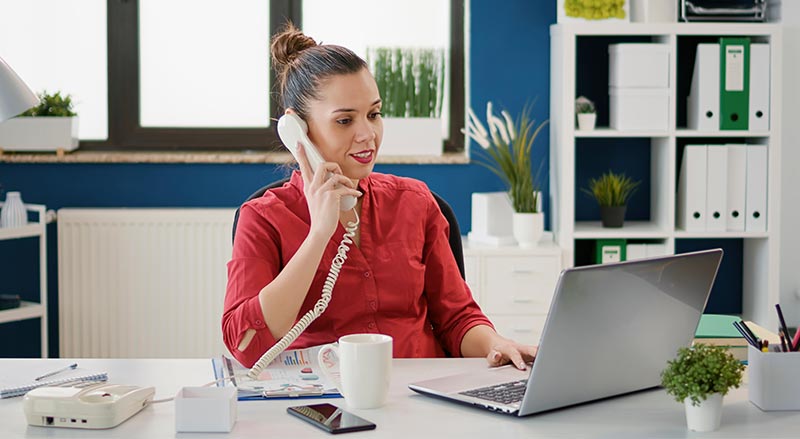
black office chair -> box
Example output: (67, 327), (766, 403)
(231, 178), (465, 279)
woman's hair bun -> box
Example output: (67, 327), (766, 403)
(271, 22), (317, 73)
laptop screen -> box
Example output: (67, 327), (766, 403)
(520, 249), (722, 415)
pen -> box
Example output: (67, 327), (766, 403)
(775, 304), (794, 352)
(779, 332), (789, 352)
(761, 340), (769, 353)
(733, 321), (759, 348)
(35, 363), (78, 381)
(738, 320), (761, 347)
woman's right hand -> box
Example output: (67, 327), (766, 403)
(295, 143), (361, 240)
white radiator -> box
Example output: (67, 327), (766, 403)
(57, 208), (236, 358)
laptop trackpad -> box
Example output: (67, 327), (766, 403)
(410, 365), (530, 394)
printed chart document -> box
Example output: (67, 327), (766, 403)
(212, 345), (341, 400)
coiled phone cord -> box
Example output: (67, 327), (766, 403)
(246, 211), (360, 380)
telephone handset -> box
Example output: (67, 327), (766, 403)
(246, 114), (360, 380)
(277, 113), (357, 211)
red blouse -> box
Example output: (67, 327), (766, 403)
(222, 171), (492, 367)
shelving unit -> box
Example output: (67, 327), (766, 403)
(0, 203), (48, 357)
(550, 23), (781, 329)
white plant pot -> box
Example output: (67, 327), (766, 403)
(577, 113), (596, 130)
(0, 116), (79, 152)
(379, 117), (443, 156)
(512, 212), (544, 248)
(684, 393), (723, 432)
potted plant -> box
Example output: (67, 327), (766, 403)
(367, 47), (444, 156)
(463, 102), (548, 247)
(661, 344), (745, 432)
(582, 170), (640, 228)
(575, 96), (596, 130)
(0, 90), (79, 155)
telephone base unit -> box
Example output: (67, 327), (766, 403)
(23, 383), (155, 429)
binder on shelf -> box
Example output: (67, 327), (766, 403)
(596, 239), (626, 264)
(745, 144), (768, 232)
(726, 144), (747, 232)
(645, 242), (669, 257)
(706, 145), (728, 232)
(687, 44), (720, 131)
(677, 145), (708, 232)
(626, 243), (647, 261)
(749, 43), (770, 132)
(719, 37), (750, 130)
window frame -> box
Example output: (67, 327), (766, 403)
(82, 0), (463, 153)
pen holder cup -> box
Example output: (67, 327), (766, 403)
(748, 345), (800, 411)
(175, 386), (237, 432)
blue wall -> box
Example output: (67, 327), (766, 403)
(0, 1), (557, 357)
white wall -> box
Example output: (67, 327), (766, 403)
(780, 2), (800, 323)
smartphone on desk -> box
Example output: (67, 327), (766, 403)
(287, 403), (376, 434)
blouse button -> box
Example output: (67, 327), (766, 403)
(369, 300), (377, 310)
(363, 271), (371, 278)
(368, 322), (376, 329)
(255, 320), (263, 326)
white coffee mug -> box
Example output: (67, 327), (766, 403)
(317, 333), (392, 409)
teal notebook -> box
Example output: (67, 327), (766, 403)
(695, 314), (741, 339)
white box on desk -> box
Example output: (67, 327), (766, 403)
(609, 44), (670, 88)
(175, 386), (237, 432)
(748, 346), (800, 411)
(609, 87), (670, 131)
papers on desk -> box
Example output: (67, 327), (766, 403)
(212, 345), (341, 400)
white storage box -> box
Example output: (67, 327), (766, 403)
(609, 87), (670, 131)
(175, 386), (237, 432)
(748, 346), (800, 411)
(631, 0), (677, 23)
(468, 192), (516, 246)
(609, 44), (670, 88)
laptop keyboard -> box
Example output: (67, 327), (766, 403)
(459, 379), (527, 405)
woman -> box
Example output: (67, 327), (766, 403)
(222, 23), (535, 370)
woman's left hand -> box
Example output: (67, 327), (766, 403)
(486, 340), (538, 370)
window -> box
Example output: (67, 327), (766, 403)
(5, 1), (464, 153)
(0, 0), (107, 140)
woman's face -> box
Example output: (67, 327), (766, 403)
(303, 68), (383, 181)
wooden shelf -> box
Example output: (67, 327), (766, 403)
(0, 223), (44, 240)
(575, 128), (670, 138)
(0, 301), (44, 324)
(676, 129), (770, 138)
(573, 221), (670, 239)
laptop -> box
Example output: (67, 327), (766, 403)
(409, 249), (723, 416)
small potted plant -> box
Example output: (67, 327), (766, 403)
(0, 90), (79, 155)
(463, 102), (548, 247)
(661, 344), (745, 432)
(575, 96), (596, 130)
(582, 170), (640, 228)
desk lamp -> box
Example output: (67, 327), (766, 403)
(0, 56), (38, 122)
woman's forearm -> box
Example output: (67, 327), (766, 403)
(460, 324), (504, 357)
(258, 231), (330, 339)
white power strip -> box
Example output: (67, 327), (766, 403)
(23, 383), (155, 429)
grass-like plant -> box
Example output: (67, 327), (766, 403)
(565, 0), (626, 20)
(20, 91), (77, 117)
(463, 102), (548, 213)
(661, 344), (745, 406)
(367, 47), (444, 118)
(575, 96), (596, 114)
(582, 170), (640, 207)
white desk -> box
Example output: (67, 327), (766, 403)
(2, 358), (799, 438)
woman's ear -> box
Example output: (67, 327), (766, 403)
(285, 108), (296, 116)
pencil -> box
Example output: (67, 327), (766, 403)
(775, 304), (794, 352)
